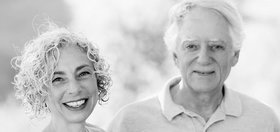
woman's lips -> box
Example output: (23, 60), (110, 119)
(63, 98), (88, 111)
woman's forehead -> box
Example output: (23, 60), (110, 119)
(53, 45), (93, 71)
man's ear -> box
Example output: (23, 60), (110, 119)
(173, 52), (178, 67)
(232, 50), (240, 66)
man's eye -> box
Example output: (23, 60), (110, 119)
(52, 77), (64, 83)
(184, 44), (199, 51)
(211, 45), (225, 51)
(186, 44), (197, 49)
(183, 40), (199, 51)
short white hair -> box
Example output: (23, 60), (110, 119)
(164, 0), (245, 52)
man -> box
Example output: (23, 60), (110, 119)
(108, 0), (280, 131)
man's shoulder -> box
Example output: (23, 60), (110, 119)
(116, 95), (161, 118)
(107, 95), (163, 132)
(233, 90), (278, 119)
(232, 90), (280, 130)
(235, 91), (272, 109)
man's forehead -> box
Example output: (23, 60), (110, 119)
(183, 38), (226, 42)
(184, 8), (228, 22)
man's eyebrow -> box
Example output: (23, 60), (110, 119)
(182, 39), (200, 44)
(208, 39), (226, 44)
(182, 38), (198, 41)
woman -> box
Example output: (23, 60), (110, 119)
(11, 23), (112, 132)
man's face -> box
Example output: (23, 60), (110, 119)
(174, 7), (239, 93)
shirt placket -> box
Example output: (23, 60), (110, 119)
(183, 110), (206, 132)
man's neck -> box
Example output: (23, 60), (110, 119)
(171, 83), (224, 122)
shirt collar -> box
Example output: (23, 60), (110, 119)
(158, 76), (183, 121)
(158, 76), (242, 121)
(221, 86), (242, 117)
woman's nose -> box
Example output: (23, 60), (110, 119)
(67, 79), (82, 95)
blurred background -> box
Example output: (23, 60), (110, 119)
(1, 0), (280, 131)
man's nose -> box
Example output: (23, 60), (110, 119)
(196, 47), (212, 65)
(67, 79), (82, 95)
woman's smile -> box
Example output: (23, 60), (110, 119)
(63, 98), (89, 111)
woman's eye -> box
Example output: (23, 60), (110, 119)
(79, 71), (91, 78)
(52, 77), (64, 84)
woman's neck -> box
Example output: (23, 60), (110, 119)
(43, 117), (87, 132)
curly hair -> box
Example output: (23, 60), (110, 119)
(11, 24), (112, 119)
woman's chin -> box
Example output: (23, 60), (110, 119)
(60, 98), (95, 123)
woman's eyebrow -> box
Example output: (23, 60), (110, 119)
(53, 71), (65, 76)
(76, 64), (91, 72)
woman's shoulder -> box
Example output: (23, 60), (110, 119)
(86, 123), (105, 132)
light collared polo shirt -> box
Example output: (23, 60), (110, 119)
(107, 76), (280, 132)
(86, 123), (105, 132)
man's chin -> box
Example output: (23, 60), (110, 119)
(189, 83), (220, 93)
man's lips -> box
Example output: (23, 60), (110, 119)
(193, 70), (215, 75)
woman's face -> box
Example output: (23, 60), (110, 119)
(46, 45), (98, 123)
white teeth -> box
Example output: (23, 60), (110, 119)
(65, 100), (85, 107)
